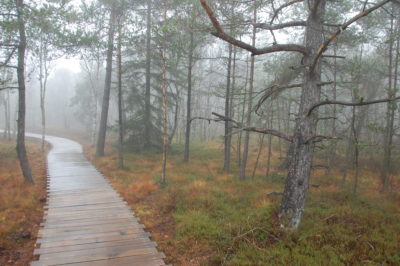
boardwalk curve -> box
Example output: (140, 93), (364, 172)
(29, 134), (166, 266)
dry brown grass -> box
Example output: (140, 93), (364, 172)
(0, 140), (47, 266)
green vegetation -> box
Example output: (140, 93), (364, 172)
(89, 143), (400, 265)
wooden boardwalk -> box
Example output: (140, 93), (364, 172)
(30, 135), (166, 266)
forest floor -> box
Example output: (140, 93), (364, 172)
(86, 141), (400, 266)
(0, 139), (47, 266)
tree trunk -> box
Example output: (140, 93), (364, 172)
(144, 0), (152, 149)
(6, 89), (11, 140)
(326, 43), (337, 175)
(117, 21), (124, 169)
(251, 134), (265, 178)
(239, 1), (257, 180)
(279, 0), (326, 229)
(381, 11), (397, 192)
(223, 43), (232, 172)
(160, 2), (168, 184)
(16, 0), (34, 184)
(39, 38), (48, 152)
(266, 102), (274, 177)
(96, 6), (116, 157)
(237, 54), (250, 167)
(183, 30), (194, 163)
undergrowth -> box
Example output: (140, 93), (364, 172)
(87, 142), (400, 266)
(0, 140), (47, 266)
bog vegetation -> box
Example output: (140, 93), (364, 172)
(1, 0), (400, 265)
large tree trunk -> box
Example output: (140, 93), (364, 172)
(96, 6), (116, 157)
(279, 0), (326, 229)
(183, 31), (194, 162)
(16, 0), (34, 184)
(144, 0), (152, 149)
(239, 1), (257, 180)
(223, 43), (232, 172)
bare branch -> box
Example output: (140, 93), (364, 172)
(307, 96), (400, 116)
(0, 86), (19, 91)
(255, 21), (306, 30)
(304, 135), (340, 144)
(189, 116), (220, 124)
(255, 81), (333, 114)
(322, 55), (346, 59)
(200, 0), (308, 56)
(311, 0), (391, 70)
(211, 112), (293, 142)
(0, 47), (17, 67)
(270, 0), (305, 24)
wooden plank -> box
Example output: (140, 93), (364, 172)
(32, 253), (165, 266)
(41, 216), (139, 228)
(34, 238), (157, 255)
(37, 228), (147, 243)
(39, 223), (145, 236)
(33, 246), (160, 265)
(37, 232), (151, 249)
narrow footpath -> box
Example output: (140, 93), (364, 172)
(29, 134), (166, 266)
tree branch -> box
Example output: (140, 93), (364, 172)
(0, 86), (19, 91)
(311, 0), (391, 70)
(270, 0), (305, 24)
(255, 21), (306, 30)
(211, 112), (293, 142)
(0, 47), (17, 67)
(255, 82), (333, 114)
(307, 96), (400, 116)
(200, 0), (307, 56)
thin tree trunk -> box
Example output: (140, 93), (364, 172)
(16, 0), (34, 184)
(96, 6), (116, 157)
(326, 43), (337, 175)
(39, 37), (48, 152)
(6, 89), (11, 140)
(224, 43), (232, 172)
(240, 1), (257, 180)
(381, 12), (395, 192)
(144, 0), (152, 149)
(351, 106), (360, 193)
(266, 102), (274, 177)
(160, 0), (168, 183)
(184, 30), (194, 162)
(117, 20), (124, 169)
(238, 54), (250, 167)
(279, 0), (326, 229)
(252, 134), (265, 178)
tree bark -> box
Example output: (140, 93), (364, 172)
(266, 102), (274, 177)
(279, 0), (326, 229)
(223, 43), (232, 172)
(184, 30), (194, 163)
(144, 0), (152, 149)
(117, 20), (124, 169)
(239, 1), (257, 180)
(380, 9), (398, 192)
(96, 5), (116, 157)
(16, 0), (34, 184)
(160, 1), (168, 184)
